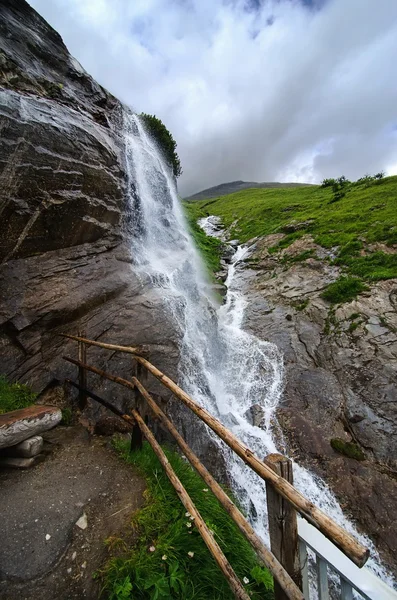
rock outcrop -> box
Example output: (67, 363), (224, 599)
(241, 233), (397, 573)
(0, 0), (180, 414)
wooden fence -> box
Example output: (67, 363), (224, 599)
(60, 333), (391, 600)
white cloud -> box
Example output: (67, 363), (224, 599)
(29, 0), (397, 195)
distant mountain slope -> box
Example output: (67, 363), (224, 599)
(185, 180), (313, 201)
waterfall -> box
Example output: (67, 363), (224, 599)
(123, 110), (391, 587)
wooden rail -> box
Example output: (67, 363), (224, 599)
(61, 333), (368, 568)
(61, 333), (372, 600)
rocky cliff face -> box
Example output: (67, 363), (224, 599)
(0, 0), (180, 412)
(241, 234), (397, 573)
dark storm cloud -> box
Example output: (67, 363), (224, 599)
(29, 0), (397, 196)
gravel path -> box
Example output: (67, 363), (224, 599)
(0, 425), (145, 599)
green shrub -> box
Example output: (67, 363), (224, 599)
(0, 376), (36, 414)
(330, 438), (365, 461)
(321, 277), (367, 304)
(102, 440), (274, 600)
(140, 113), (182, 178)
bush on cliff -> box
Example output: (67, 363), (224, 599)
(102, 439), (274, 600)
(140, 113), (182, 178)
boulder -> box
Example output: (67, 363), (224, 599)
(0, 406), (61, 449)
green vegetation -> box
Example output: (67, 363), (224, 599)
(184, 175), (397, 299)
(102, 439), (274, 600)
(140, 113), (182, 178)
(184, 175), (397, 248)
(321, 277), (368, 304)
(184, 204), (223, 275)
(0, 376), (36, 414)
(330, 438), (365, 461)
(61, 407), (73, 426)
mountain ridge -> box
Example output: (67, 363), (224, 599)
(185, 179), (314, 201)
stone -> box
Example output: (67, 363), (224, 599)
(244, 404), (265, 427)
(0, 435), (43, 458)
(0, 456), (36, 469)
(0, 406), (61, 449)
(75, 513), (88, 530)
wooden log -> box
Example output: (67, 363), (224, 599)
(64, 357), (137, 391)
(0, 435), (43, 458)
(66, 380), (134, 426)
(61, 344), (369, 567)
(133, 377), (303, 600)
(131, 361), (142, 451)
(131, 407), (251, 600)
(264, 454), (302, 600)
(133, 356), (369, 568)
(0, 406), (62, 449)
(78, 330), (87, 410)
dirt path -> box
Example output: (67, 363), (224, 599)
(0, 425), (146, 600)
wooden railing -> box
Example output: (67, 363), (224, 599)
(60, 333), (395, 600)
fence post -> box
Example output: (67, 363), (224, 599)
(130, 359), (143, 451)
(77, 330), (87, 410)
(264, 453), (302, 600)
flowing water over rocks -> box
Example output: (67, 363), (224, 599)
(123, 113), (393, 588)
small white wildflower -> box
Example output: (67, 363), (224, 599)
(188, 551), (194, 558)
(186, 522), (192, 528)
(185, 512), (191, 517)
(162, 555), (167, 561)
(149, 546), (156, 552)
(189, 515), (195, 521)
(202, 488), (209, 492)
(243, 577), (249, 584)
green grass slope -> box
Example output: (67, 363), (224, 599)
(184, 175), (397, 289)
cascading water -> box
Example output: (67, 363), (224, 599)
(123, 110), (392, 590)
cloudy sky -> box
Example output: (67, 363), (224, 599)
(30, 0), (397, 196)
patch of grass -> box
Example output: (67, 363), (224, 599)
(321, 277), (368, 304)
(282, 250), (315, 265)
(61, 407), (73, 426)
(0, 376), (36, 414)
(330, 438), (365, 461)
(293, 299), (309, 311)
(345, 252), (397, 281)
(347, 321), (360, 333)
(102, 440), (274, 600)
(183, 205), (223, 276)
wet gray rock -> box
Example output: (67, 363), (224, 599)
(244, 404), (265, 427)
(0, 0), (180, 417)
(241, 232), (397, 574)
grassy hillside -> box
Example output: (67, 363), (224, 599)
(184, 175), (397, 287)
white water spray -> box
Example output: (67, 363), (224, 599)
(123, 110), (392, 588)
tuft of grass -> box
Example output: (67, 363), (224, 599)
(330, 438), (365, 461)
(321, 277), (368, 304)
(282, 250), (315, 265)
(0, 376), (36, 414)
(61, 407), (73, 426)
(293, 299), (309, 311)
(101, 440), (274, 600)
